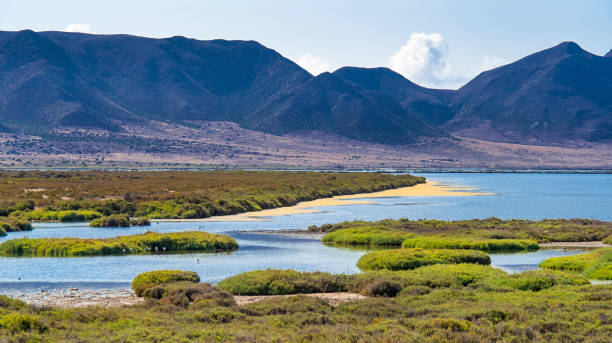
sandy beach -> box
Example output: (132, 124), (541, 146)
(154, 181), (492, 222)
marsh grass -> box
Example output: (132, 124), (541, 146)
(0, 231), (238, 257)
(540, 248), (612, 280)
(356, 248), (491, 271)
(401, 237), (539, 252)
(131, 270), (200, 296)
(0, 171), (424, 220)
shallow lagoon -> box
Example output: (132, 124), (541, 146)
(0, 173), (610, 288)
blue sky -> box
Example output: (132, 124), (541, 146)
(1, 0), (611, 89)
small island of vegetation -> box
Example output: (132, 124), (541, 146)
(0, 231), (238, 257)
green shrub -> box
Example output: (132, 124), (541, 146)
(0, 313), (44, 333)
(0, 231), (238, 257)
(130, 217), (150, 226)
(488, 270), (589, 291)
(401, 237), (539, 251)
(348, 264), (508, 295)
(357, 248), (491, 271)
(0, 217), (33, 236)
(217, 269), (351, 295)
(131, 270), (200, 296)
(540, 248), (612, 280)
(142, 281), (234, 308)
(603, 235), (612, 244)
(57, 210), (102, 222)
(322, 227), (414, 246)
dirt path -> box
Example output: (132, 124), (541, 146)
(234, 292), (366, 306)
(539, 241), (611, 248)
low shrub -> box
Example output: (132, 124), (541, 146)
(487, 270), (589, 291)
(0, 217), (33, 236)
(90, 215), (151, 227)
(604, 235), (612, 244)
(0, 231), (238, 257)
(217, 269), (351, 295)
(142, 281), (234, 308)
(401, 237), (539, 251)
(132, 270), (200, 296)
(130, 217), (150, 226)
(357, 248), (490, 271)
(322, 227), (413, 246)
(540, 248), (612, 280)
(57, 210), (102, 222)
(348, 264), (508, 296)
(0, 313), (44, 333)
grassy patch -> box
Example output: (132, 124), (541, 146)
(356, 248), (490, 271)
(89, 215), (150, 227)
(217, 269), (351, 295)
(0, 171), (424, 220)
(540, 248), (612, 280)
(0, 231), (238, 257)
(311, 218), (612, 243)
(131, 270), (200, 296)
(401, 237), (538, 251)
(322, 226), (414, 246)
(142, 281), (235, 307)
(0, 217), (32, 236)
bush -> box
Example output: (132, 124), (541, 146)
(217, 269), (351, 295)
(401, 237), (539, 252)
(357, 248), (490, 271)
(322, 227), (413, 246)
(540, 248), (612, 280)
(0, 231), (238, 257)
(132, 270), (200, 296)
(488, 270), (589, 291)
(0, 217), (33, 236)
(57, 210), (102, 222)
(604, 235), (612, 244)
(348, 264), (508, 295)
(0, 313), (44, 333)
(142, 281), (234, 308)
(130, 217), (150, 226)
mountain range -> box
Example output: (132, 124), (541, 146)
(0, 30), (611, 148)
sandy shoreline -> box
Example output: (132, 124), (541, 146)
(153, 181), (492, 222)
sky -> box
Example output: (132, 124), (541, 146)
(1, 0), (611, 89)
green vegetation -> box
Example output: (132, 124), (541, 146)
(313, 218), (612, 243)
(131, 270), (200, 296)
(401, 237), (538, 251)
(322, 226), (414, 246)
(0, 217), (32, 236)
(0, 264), (608, 342)
(0, 231), (238, 257)
(89, 215), (150, 227)
(604, 235), (612, 244)
(540, 248), (612, 280)
(217, 269), (351, 295)
(356, 248), (490, 271)
(0, 170), (424, 220)
(11, 209), (102, 222)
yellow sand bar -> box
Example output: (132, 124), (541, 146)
(177, 181), (492, 222)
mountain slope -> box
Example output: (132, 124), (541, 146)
(0, 30), (445, 145)
(245, 72), (448, 144)
(446, 42), (612, 143)
(0, 30), (311, 131)
(605, 49), (612, 58)
(333, 67), (456, 126)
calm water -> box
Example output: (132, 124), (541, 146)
(0, 173), (610, 289)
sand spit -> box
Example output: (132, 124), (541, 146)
(234, 292), (366, 306)
(539, 241), (611, 248)
(1, 288), (143, 308)
(159, 181), (491, 222)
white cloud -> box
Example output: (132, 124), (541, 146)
(294, 54), (331, 76)
(389, 33), (452, 87)
(479, 56), (508, 72)
(62, 23), (91, 33)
